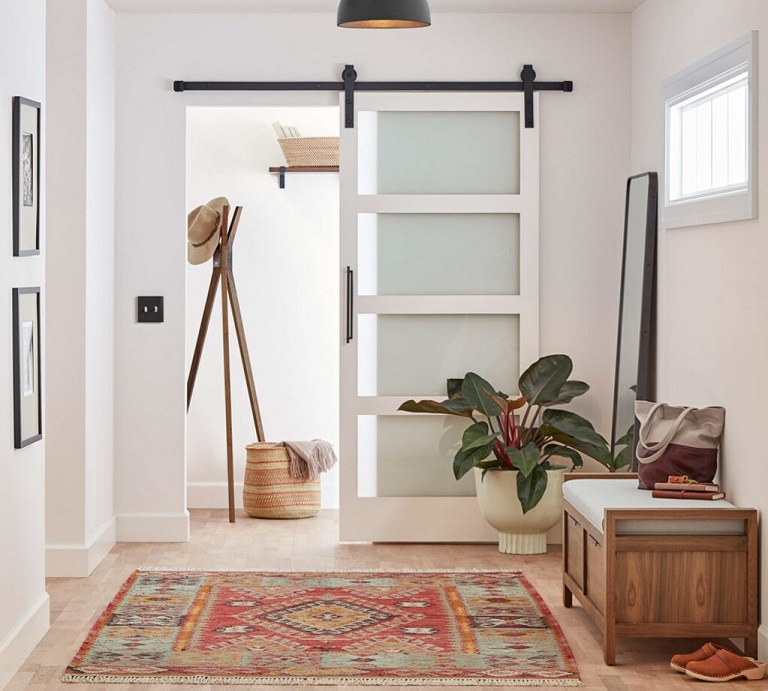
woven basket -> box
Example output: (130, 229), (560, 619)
(243, 442), (320, 519)
(277, 137), (339, 167)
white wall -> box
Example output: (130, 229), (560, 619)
(0, 0), (49, 688)
(85, 0), (117, 565)
(114, 11), (631, 540)
(45, 0), (88, 568)
(631, 0), (768, 656)
(186, 106), (340, 509)
(45, 0), (116, 576)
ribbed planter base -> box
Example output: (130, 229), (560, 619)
(498, 531), (547, 555)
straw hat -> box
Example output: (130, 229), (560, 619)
(187, 196), (229, 265)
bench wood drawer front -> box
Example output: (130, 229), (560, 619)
(615, 551), (748, 624)
(566, 513), (584, 588)
(585, 532), (605, 613)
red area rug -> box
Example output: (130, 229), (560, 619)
(63, 570), (581, 686)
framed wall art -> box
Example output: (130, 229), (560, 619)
(13, 287), (42, 448)
(13, 97), (41, 256)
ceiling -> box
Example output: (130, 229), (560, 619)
(105, 0), (644, 14)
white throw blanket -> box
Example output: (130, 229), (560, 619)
(283, 440), (338, 480)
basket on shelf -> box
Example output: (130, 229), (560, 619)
(243, 442), (320, 519)
(277, 136), (339, 167)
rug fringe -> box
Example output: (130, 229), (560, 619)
(136, 567), (526, 574)
(62, 673), (582, 686)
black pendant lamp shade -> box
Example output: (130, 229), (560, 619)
(337, 0), (431, 28)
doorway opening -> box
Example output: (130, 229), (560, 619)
(185, 105), (341, 514)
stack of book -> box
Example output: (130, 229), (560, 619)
(652, 476), (725, 500)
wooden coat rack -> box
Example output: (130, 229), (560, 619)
(187, 205), (264, 523)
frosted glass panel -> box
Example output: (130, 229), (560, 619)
(358, 214), (520, 296)
(362, 111), (520, 195)
(358, 314), (519, 396)
(358, 416), (478, 498)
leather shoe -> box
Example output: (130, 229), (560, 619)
(670, 642), (727, 672)
(685, 648), (767, 682)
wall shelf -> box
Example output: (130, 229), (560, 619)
(269, 165), (339, 189)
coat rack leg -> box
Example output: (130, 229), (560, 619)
(187, 266), (221, 410)
(227, 274), (265, 442)
(219, 208), (236, 523)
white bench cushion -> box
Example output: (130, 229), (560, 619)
(563, 478), (743, 536)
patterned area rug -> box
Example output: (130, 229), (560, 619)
(63, 570), (581, 686)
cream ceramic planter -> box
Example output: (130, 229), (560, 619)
(473, 467), (565, 554)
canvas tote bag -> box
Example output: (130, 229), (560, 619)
(635, 401), (725, 490)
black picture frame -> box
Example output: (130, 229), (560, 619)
(12, 96), (41, 257)
(13, 287), (42, 448)
(610, 172), (657, 470)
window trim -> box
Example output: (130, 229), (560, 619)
(662, 31), (758, 229)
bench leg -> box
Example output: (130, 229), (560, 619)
(603, 638), (616, 665)
(603, 620), (616, 665)
(563, 583), (573, 607)
(745, 634), (758, 659)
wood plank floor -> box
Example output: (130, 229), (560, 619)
(7, 509), (761, 690)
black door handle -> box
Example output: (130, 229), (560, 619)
(345, 266), (354, 343)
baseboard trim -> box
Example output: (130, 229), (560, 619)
(758, 624), (768, 659)
(0, 592), (50, 691)
(187, 482), (244, 510)
(45, 517), (117, 577)
(115, 511), (190, 542)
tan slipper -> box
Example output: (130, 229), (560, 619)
(670, 642), (728, 672)
(685, 648), (767, 682)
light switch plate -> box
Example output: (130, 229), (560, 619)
(137, 296), (164, 323)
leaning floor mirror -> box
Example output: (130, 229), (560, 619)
(611, 172), (658, 471)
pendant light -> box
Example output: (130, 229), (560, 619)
(337, 0), (431, 29)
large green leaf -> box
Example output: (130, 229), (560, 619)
(397, 399), (473, 418)
(504, 441), (540, 478)
(517, 464), (549, 514)
(614, 423), (634, 449)
(538, 410), (611, 465)
(608, 423), (634, 471)
(441, 398), (477, 416)
(476, 459), (502, 470)
(544, 432), (612, 466)
(461, 372), (504, 418)
(453, 445), (492, 479)
(518, 354), (573, 407)
(454, 420), (494, 479)
(541, 409), (608, 448)
(611, 444), (633, 471)
(543, 443), (583, 469)
(547, 380), (589, 406)
(538, 459), (568, 471)
(461, 421), (497, 452)
(462, 434), (500, 452)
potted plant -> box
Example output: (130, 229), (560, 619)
(398, 354), (612, 553)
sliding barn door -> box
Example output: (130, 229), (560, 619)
(339, 92), (539, 542)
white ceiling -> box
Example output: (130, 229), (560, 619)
(105, 0), (644, 14)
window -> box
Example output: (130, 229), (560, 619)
(663, 32), (757, 228)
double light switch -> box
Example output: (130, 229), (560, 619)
(137, 296), (164, 323)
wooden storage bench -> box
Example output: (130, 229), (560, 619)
(562, 474), (758, 665)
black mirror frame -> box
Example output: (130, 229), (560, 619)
(610, 171), (657, 470)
